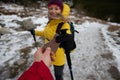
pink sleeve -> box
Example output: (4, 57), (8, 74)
(18, 61), (54, 80)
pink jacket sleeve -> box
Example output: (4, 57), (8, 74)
(18, 61), (54, 80)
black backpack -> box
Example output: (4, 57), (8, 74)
(56, 22), (78, 53)
(56, 22), (79, 80)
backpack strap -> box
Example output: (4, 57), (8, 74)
(56, 22), (64, 34)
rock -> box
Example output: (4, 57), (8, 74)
(0, 27), (11, 35)
(22, 19), (36, 31)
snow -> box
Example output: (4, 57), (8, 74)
(0, 3), (120, 80)
(0, 15), (21, 28)
(102, 27), (120, 70)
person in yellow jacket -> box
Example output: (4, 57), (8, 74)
(30, 0), (71, 80)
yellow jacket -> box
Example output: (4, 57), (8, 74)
(35, 4), (71, 66)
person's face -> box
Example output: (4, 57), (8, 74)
(48, 4), (62, 20)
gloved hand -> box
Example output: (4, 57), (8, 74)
(56, 29), (73, 43)
(56, 34), (73, 43)
(56, 29), (66, 43)
(56, 35), (62, 43)
(29, 29), (35, 35)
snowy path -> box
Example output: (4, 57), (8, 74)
(62, 22), (116, 80)
(0, 3), (120, 80)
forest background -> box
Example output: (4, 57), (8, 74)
(1, 0), (120, 23)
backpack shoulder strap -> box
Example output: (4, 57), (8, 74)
(56, 22), (64, 34)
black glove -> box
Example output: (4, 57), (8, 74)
(29, 29), (35, 35)
(56, 29), (73, 43)
(56, 34), (73, 43)
(56, 35), (62, 43)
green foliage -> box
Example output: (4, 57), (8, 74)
(1, 0), (41, 5)
(74, 0), (120, 23)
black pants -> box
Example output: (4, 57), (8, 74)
(54, 65), (64, 80)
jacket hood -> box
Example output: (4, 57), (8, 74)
(62, 4), (70, 19)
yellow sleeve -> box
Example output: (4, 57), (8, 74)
(35, 29), (44, 37)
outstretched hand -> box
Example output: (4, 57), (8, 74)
(34, 47), (55, 67)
